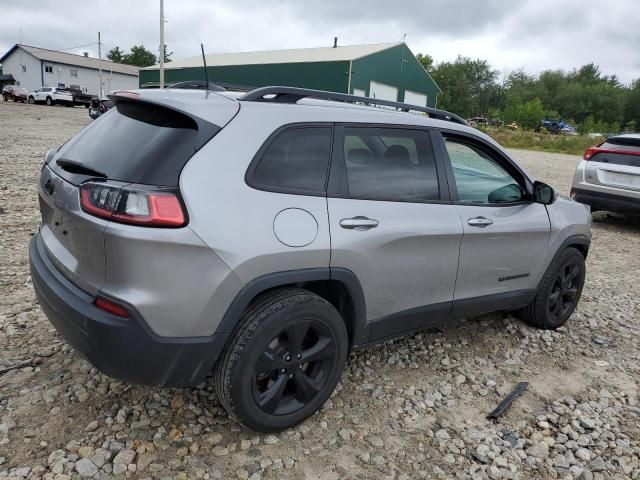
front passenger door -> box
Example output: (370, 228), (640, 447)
(439, 134), (551, 304)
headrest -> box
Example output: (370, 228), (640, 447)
(348, 148), (372, 164)
(383, 145), (410, 162)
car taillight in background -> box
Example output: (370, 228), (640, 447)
(584, 144), (640, 160)
(80, 182), (186, 227)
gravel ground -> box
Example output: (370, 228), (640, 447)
(0, 101), (639, 480)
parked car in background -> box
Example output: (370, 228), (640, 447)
(88, 97), (113, 119)
(467, 116), (488, 128)
(28, 87), (74, 106)
(571, 134), (640, 215)
(2, 85), (28, 102)
(67, 85), (93, 107)
(30, 86), (591, 432)
(536, 117), (578, 135)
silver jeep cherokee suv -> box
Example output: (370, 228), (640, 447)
(30, 86), (591, 432)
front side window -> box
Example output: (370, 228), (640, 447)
(249, 126), (332, 195)
(341, 127), (439, 202)
(444, 138), (524, 204)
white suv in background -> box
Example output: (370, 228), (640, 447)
(571, 134), (640, 216)
(28, 87), (74, 106)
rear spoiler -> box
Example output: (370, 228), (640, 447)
(107, 91), (220, 146)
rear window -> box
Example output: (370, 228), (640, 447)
(51, 100), (219, 186)
(594, 137), (640, 168)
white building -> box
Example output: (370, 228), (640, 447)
(0, 44), (139, 95)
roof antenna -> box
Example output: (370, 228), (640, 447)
(201, 43), (209, 94)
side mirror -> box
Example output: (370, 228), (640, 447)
(533, 181), (557, 205)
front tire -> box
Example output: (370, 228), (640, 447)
(214, 288), (348, 432)
(521, 247), (585, 329)
(28, 96), (35, 104)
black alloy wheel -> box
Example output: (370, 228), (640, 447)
(253, 319), (336, 416)
(547, 261), (581, 322)
(521, 247), (586, 329)
(214, 288), (348, 432)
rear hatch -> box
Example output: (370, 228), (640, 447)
(584, 136), (640, 192)
(38, 91), (239, 294)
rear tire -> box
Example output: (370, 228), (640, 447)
(521, 247), (585, 329)
(46, 97), (53, 106)
(214, 288), (348, 432)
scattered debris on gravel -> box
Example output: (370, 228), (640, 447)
(1, 102), (639, 479)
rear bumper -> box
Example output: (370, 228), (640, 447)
(572, 188), (640, 215)
(29, 234), (228, 387)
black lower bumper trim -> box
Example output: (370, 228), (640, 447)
(29, 234), (227, 387)
(572, 188), (640, 215)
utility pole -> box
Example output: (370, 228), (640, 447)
(159, 0), (165, 89)
(98, 32), (103, 97)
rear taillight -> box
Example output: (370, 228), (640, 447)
(584, 144), (640, 160)
(95, 297), (129, 317)
(80, 183), (186, 227)
(583, 147), (598, 160)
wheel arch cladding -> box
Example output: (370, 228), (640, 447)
(215, 268), (368, 347)
(560, 235), (590, 259)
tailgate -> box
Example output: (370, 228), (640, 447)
(38, 165), (110, 295)
(586, 153), (640, 192)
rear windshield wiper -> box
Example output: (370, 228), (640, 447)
(56, 159), (107, 178)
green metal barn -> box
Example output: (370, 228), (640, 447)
(139, 42), (441, 107)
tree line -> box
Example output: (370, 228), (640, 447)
(417, 54), (639, 133)
(106, 45), (172, 68)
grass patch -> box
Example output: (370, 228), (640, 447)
(482, 128), (599, 156)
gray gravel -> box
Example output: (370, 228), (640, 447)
(1, 101), (639, 479)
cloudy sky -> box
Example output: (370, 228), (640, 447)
(1, 0), (638, 84)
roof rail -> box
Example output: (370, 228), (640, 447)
(164, 80), (255, 92)
(239, 86), (468, 126)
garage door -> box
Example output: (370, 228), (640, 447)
(369, 81), (398, 102)
(404, 90), (427, 107)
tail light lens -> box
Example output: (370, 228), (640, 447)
(584, 142), (640, 160)
(80, 182), (186, 227)
(583, 147), (598, 160)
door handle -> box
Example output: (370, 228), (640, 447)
(467, 216), (493, 228)
(339, 216), (379, 230)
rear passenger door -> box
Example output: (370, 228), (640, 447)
(437, 133), (551, 306)
(327, 125), (463, 341)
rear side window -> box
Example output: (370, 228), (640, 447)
(52, 100), (219, 186)
(339, 127), (440, 202)
(248, 126), (332, 195)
